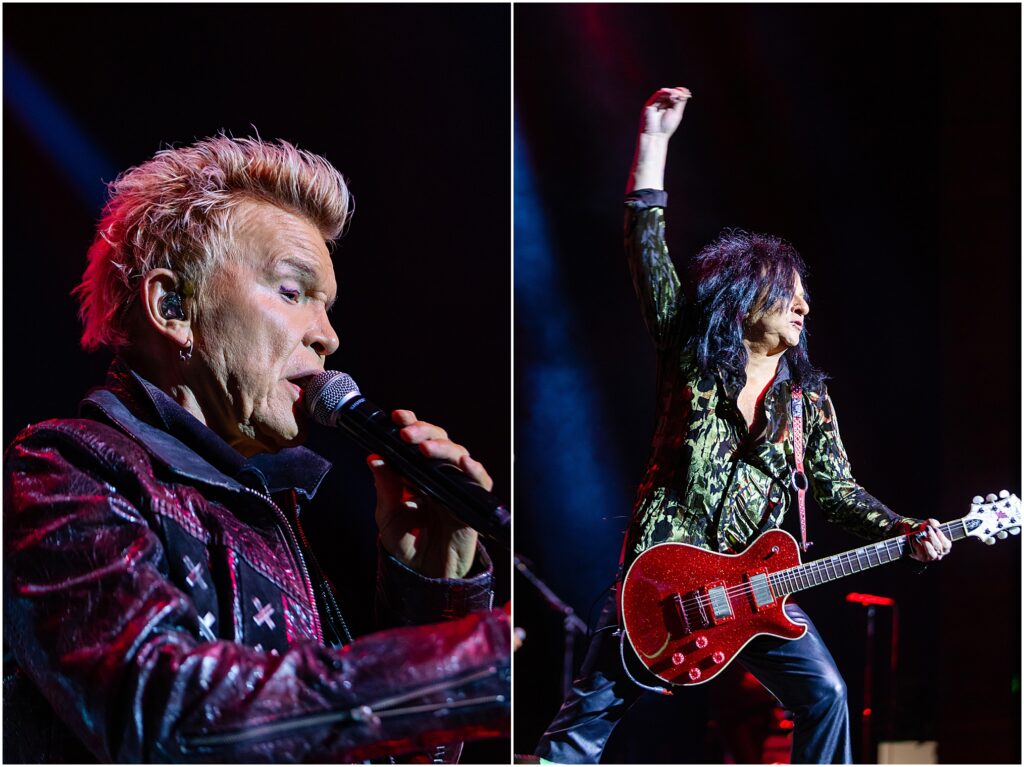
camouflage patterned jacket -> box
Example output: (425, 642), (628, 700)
(622, 191), (917, 565)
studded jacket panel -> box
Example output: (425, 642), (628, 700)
(4, 393), (509, 761)
(622, 196), (918, 564)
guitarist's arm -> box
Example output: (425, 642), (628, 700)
(802, 390), (951, 562)
(624, 87), (691, 350)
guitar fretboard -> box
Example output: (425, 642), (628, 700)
(769, 520), (969, 596)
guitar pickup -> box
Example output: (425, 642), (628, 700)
(704, 581), (734, 624)
(745, 569), (775, 612)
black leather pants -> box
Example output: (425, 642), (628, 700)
(535, 597), (851, 764)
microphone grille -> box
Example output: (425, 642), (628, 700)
(305, 371), (360, 426)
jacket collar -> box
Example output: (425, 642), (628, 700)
(80, 359), (331, 501)
(771, 354), (793, 389)
(716, 353), (794, 402)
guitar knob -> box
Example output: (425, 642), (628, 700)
(688, 667), (701, 681)
(695, 636), (708, 649)
(712, 651), (725, 664)
(672, 652), (685, 666)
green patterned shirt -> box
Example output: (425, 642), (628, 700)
(622, 195), (916, 565)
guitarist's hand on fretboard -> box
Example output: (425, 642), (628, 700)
(906, 517), (953, 562)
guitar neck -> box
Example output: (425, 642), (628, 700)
(770, 519), (969, 597)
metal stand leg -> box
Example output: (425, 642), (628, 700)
(515, 554), (588, 698)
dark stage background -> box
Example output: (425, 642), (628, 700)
(4, 5), (510, 763)
(514, 5), (1020, 764)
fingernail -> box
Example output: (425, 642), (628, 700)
(370, 459), (385, 468)
(404, 500), (419, 509)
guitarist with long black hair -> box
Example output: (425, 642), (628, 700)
(533, 87), (953, 765)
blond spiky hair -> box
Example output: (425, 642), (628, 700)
(74, 135), (351, 351)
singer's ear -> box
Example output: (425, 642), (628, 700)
(140, 268), (192, 349)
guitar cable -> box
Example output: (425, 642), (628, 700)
(617, 629), (673, 696)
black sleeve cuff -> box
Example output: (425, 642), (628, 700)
(625, 188), (668, 208)
(376, 540), (495, 627)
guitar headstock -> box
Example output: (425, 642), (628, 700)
(963, 491), (1021, 545)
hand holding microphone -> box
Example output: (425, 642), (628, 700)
(305, 372), (511, 578)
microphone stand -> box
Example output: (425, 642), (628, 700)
(846, 593), (899, 763)
(514, 554), (589, 698)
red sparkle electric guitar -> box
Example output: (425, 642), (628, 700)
(621, 491), (1020, 687)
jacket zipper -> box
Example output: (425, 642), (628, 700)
(181, 665), (502, 748)
(321, 580), (354, 646)
(183, 693), (501, 749)
(239, 486), (323, 643)
(291, 492), (354, 646)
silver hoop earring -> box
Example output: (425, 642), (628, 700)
(179, 338), (193, 362)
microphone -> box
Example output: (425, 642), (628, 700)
(304, 371), (510, 550)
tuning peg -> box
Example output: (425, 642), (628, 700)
(973, 495), (984, 505)
(983, 537), (996, 545)
(999, 490), (1010, 499)
(986, 493), (998, 503)
(1011, 528), (1021, 536)
(997, 531), (1008, 539)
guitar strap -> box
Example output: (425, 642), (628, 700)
(790, 386), (812, 552)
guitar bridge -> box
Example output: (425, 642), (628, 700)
(668, 590), (711, 631)
(671, 593), (692, 635)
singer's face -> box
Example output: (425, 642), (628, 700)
(191, 201), (339, 456)
(742, 273), (809, 354)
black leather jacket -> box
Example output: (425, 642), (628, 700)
(3, 364), (510, 762)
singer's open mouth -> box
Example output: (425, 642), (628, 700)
(286, 374), (319, 404)
(288, 372), (321, 386)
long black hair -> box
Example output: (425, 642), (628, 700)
(684, 228), (826, 394)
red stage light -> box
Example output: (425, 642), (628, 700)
(846, 592), (895, 607)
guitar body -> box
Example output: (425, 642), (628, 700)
(621, 529), (807, 687)
(621, 492), (1021, 688)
